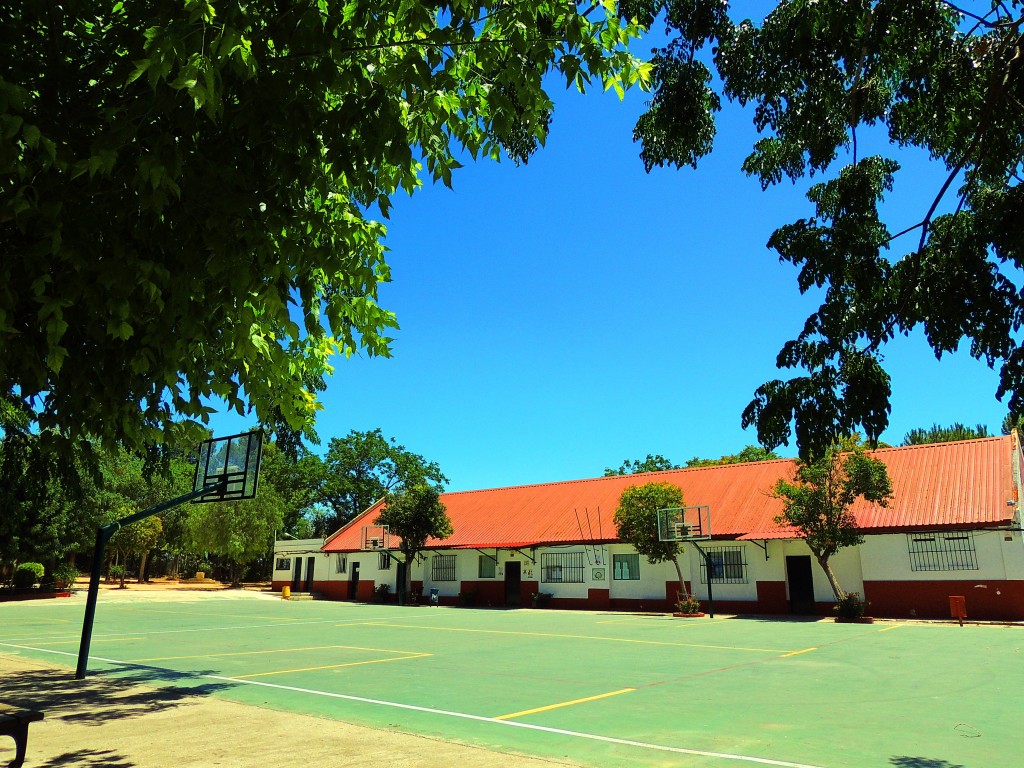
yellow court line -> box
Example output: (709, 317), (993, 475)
(878, 625), (902, 633)
(130, 643), (426, 663)
(495, 688), (636, 721)
(358, 622), (793, 654)
(780, 647), (817, 658)
(229, 653), (432, 679)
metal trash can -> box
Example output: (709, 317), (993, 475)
(282, 585), (291, 600)
(429, 588), (439, 606)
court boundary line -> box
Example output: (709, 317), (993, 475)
(1, 642), (827, 768)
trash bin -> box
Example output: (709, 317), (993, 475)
(949, 595), (966, 626)
(429, 588), (439, 606)
(282, 585), (291, 600)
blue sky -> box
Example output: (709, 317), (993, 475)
(213, 40), (1011, 492)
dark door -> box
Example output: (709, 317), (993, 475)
(504, 561), (521, 606)
(291, 558), (302, 591)
(396, 561), (407, 604)
(349, 561), (360, 600)
(786, 555), (816, 614)
(304, 556), (316, 592)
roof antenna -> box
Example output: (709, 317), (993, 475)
(573, 508), (593, 565)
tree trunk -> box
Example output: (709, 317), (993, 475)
(816, 554), (845, 601)
(671, 554), (687, 602)
(402, 549), (414, 604)
(138, 549), (149, 583)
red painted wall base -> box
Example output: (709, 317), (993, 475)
(864, 580), (1024, 621)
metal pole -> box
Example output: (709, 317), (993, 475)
(692, 542), (715, 619)
(75, 482), (225, 679)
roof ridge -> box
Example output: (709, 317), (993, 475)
(871, 434), (1009, 452)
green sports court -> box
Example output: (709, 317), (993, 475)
(1, 592), (1019, 767)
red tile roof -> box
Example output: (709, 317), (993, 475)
(322, 436), (1019, 552)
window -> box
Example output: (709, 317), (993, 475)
(432, 554), (456, 581)
(478, 555), (496, 579)
(612, 554), (640, 580)
(907, 532), (979, 571)
(541, 552), (585, 583)
(378, 551), (391, 570)
(275, 557), (291, 571)
(699, 547), (747, 584)
(335, 554), (347, 574)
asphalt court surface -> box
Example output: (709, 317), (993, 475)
(2, 591), (1020, 767)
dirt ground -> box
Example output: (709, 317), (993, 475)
(0, 586), (577, 768)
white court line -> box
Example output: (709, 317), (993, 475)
(2, 643), (828, 768)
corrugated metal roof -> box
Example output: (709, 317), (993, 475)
(322, 436), (1018, 552)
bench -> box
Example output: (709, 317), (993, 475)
(0, 706), (43, 768)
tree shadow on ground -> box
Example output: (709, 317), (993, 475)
(891, 758), (965, 767)
(35, 749), (135, 768)
(0, 663), (234, 727)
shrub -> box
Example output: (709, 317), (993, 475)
(531, 591), (553, 608)
(108, 564), (125, 581)
(458, 590), (477, 607)
(373, 583), (391, 603)
(675, 591), (702, 614)
(53, 563), (79, 587)
(12, 562), (45, 589)
(834, 592), (866, 619)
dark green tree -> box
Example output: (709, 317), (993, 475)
(630, 0), (1024, 459)
(258, 440), (328, 537)
(902, 422), (991, 445)
(375, 483), (453, 602)
(322, 430), (447, 532)
(773, 447), (893, 600)
(1, 2), (650, 458)
(612, 482), (687, 594)
(604, 454), (680, 475)
(1002, 412), (1024, 435)
(685, 445), (781, 467)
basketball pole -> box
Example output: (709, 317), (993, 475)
(75, 481), (226, 680)
(689, 541), (715, 619)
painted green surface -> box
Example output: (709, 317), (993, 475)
(1, 596), (1020, 768)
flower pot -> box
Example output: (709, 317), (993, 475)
(673, 612), (705, 618)
(834, 616), (874, 623)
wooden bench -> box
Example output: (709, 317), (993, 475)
(0, 706), (43, 768)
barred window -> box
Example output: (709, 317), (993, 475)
(432, 554), (456, 581)
(699, 547), (747, 584)
(378, 551), (391, 570)
(275, 558), (291, 571)
(907, 532), (979, 571)
(612, 553), (640, 580)
(335, 554), (347, 574)
(478, 555), (496, 579)
(541, 551), (585, 583)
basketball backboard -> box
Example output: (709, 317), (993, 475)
(193, 429), (264, 503)
(657, 505), (711, 542)
(360, 524), (390, 551)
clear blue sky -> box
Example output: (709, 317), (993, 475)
(213, 39), (1010, 492)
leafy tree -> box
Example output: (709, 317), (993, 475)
(902, 422), (990, 445)
(109, 514), (163, 587)
(604, 454), (680, 476)
(258, 440), (328, 536)
(184, 489), (285, 586)
(1002, 412), (1024, 435)
(375, 483), (453, 602)
(1, 3), (650, 458)
(685, 445), (781, 467)
(772, 448), (893, 601)
(612, 482), (687, 594)
(322, 429), (447, 531)
(630, 0), (1024, 459)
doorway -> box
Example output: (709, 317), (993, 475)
(786, 555), (816, 614)
(291, 558), (302, 592)
(304, 556), (316, 592)
(504, 561), (521, 607)
(349, 561), (360, 600)
(396, 560), (407, 604)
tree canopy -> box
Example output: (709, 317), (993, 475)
(684, 445), (781, 467)
(375, 482), (452, 600)
(773, 446), (892, 600)
(1, 2), (650, 456)
(612, 482), (687, 590)
(631, 0), (1024, 459)
(902, 422), (991, 445)
(321, 429), (446, 532)
(604, 454), (680, 475)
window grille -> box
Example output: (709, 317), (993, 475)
(431, 554), (456, 582)
(541, 551), (585, 583)
(335, 554), (347, 574)
(907, 531), (979, 571)
(275, 558), (291, 571)
(378, 551), (391, 570)
(478, 555), (496, 579)
(612, 553), (640, 580)
(699, 546), (747, 584)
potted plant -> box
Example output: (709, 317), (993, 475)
(834, 592), (873, 623)
(673, 590), (704, 617)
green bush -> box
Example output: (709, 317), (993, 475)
(372, 583), (391, 603)
(531, 591), (553, 608)
(675, 591), (702, 614)
(834, 592), (866, 619)
(13, 562), (45, 589)
(108, 564), (126, 580)
(53, 563), (79, 587)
